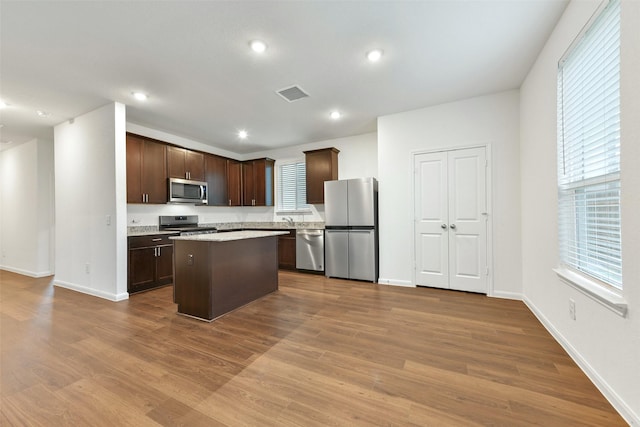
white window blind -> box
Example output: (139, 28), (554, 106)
(557, 0), (621, 289)
(277, 161), (308, 211)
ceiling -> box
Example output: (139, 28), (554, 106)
(0, 0), (568, 154)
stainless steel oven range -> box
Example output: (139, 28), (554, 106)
(158, 215), (217, 235)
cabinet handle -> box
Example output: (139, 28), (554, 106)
(142, 194), (145, 203)
(229, 199), (231, 206)
(152, 238), (162, 242)
(450, 224), (456, 230)
(441, 224), (448, 229)
(157, 247), (161, 256)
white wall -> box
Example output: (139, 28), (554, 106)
(377, 90), (521, 296)
(0, 138), (55, 277)
(520, 0), (639, 423)
(126, 130), (377, 227)
(54, 103), (128, 301)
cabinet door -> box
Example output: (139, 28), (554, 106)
(129, 247), (156, 292)
(242, 161), (255, 206)
(253, 159), (274, 206)
(278, 233), (296, 270)
(305, 148), (339, 204)
(126, 135), (143, 203)
(185, 150), (205, 181)
(156, 245), (174, 284)
(167, 146), (187, 179)
(143, 140), (168, 204)
(227, 160), (242, 206)
(205, 154), (228, 206)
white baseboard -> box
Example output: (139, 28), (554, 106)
(523, 296), (638, 426)
(0, 265), (53, 278)
(377, 277), (414, 287)
(54, 280), (129, 302)
(490, 290), (523, 300)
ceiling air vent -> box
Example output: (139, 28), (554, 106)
(276, 85), (309, 102)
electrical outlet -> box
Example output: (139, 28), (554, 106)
(569, 298), (576, 320)
(85, 263), (90, 274)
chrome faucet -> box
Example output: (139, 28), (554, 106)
(282, 216), (294, 226)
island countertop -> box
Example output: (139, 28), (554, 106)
(170, 230), (288, 242)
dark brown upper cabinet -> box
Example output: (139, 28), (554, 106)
(304, 147), (339, 204)
(242, 158), (275, 206)
(167, 146), (205, 181)
(126, 133), (167, 204)
(204, 153), (229, 206)
(227, 159), (243, 206)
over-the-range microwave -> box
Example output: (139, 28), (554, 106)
(168, 178), (208, 205)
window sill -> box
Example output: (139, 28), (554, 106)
(275, 209), (313, 215)
(553, 267), (627, 317)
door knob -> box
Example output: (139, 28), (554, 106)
(450, 224), (456, 229)
(441, 224), (448, 229)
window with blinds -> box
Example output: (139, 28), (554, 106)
(277, 161), (309, 211)
(557, 0), (621, 289)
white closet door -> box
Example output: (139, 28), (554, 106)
(447, 147), (487, 293)
(414, 151), (449, 289)
(414, 147), (488, 294)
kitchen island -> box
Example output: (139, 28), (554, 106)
(171, 230), (288, 321)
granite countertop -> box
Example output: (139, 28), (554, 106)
(170, 230), (288, 242)
(127, 230), (181, 237)
(211, 221), (325, 231)
(128, 221), (324, 236)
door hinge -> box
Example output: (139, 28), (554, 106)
(485, 159), (489, 167)
(486, 266), (490, 276)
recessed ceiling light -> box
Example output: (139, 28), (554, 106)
(132, 91), (148, 101)
(36, 110), (50, 118)
(366, 49), (383, 62)
(250, 40), (267, 53)
(238, 130), (248, 139)
(330, 111), (341, 120)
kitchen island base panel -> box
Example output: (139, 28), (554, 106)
(173, 236), (279, 321)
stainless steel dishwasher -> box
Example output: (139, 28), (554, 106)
(296, 229), (324, 271)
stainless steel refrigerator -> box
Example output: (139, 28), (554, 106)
(324, 177), (378, 282)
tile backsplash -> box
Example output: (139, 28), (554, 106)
(127, 203), (325, 227)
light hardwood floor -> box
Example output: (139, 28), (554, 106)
(0, 270), (626, 426)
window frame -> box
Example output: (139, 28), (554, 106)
(275, 158), (311, 214)
(555, 0), (626, 316)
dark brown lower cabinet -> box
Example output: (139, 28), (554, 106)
(278, 230), (296, 270)
(128, 234), (177, 294)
